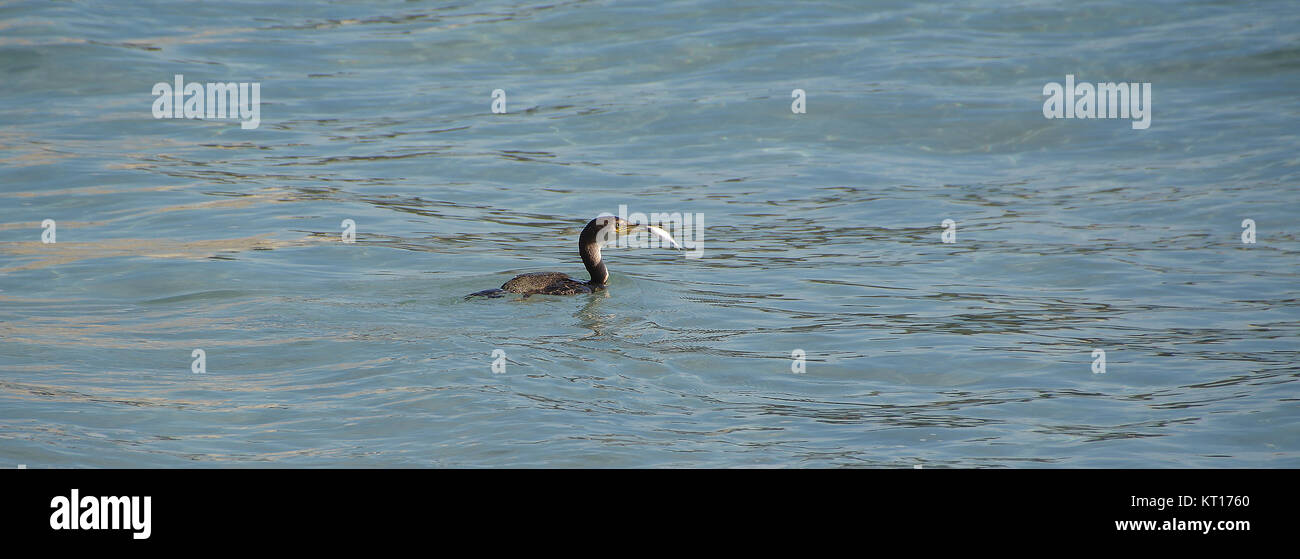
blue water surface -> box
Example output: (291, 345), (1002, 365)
(0, 0), (1297, 467)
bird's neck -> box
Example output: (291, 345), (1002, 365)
(580, 242), (608, 285)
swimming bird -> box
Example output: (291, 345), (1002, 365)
(466, 215), (680, 298)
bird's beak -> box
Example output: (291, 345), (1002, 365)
(630, 222), (682, 250)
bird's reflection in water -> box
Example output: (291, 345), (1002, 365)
(574, 289), (612, 339)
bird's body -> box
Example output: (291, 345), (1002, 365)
(466, 215), (678, 299)
(499, 272), (596, 295)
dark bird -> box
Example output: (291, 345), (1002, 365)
(467, 215), (680, 298)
